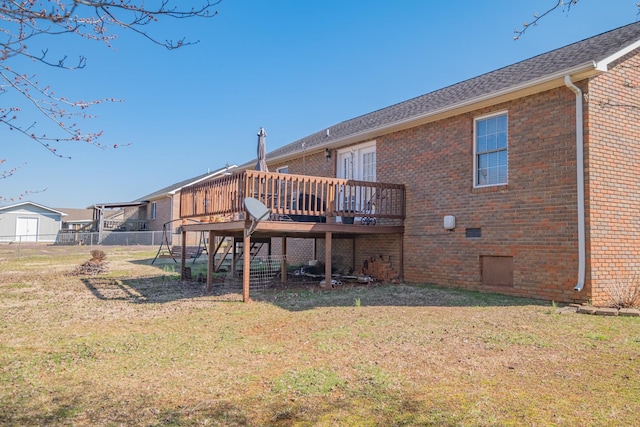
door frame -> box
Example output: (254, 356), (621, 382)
(16, 216), (39, 242)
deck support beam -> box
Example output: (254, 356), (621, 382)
(281, 236), (287, 284)
(325, 231), (332, 287)
(180, 229), (187, 279)
(243, 230), (251, 302)
(207, 231), (215, 291)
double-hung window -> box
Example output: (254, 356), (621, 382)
(151, 202), (157, 220)
(474, 112), (508, 187)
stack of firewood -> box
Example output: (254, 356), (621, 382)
(361, 256), (400, 283)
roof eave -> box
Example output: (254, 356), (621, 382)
(595, 39), (640, 71)
(0, 201), (68, 216)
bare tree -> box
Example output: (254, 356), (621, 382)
(513, 0), (579, 40)
(514, 1), (640, 113)
(515, 1), (640, 40)
(0, 1), (220, 199)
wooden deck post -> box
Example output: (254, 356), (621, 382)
(281, 236), (287, 284)
(243, 230), (251, 302)
(180, 229), (187, 280)
(207, 231), (215, 291)
(231, 237), (237, 278)
(324, 231), (332, 287)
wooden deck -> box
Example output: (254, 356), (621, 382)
(179, 170), (406, 302)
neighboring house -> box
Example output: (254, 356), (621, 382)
(126, 165), (237, 233)
(0, 202), (67, 242)
(88, 165), (237, 244)
(54, 208), (94, 231)
(182, 21), (640, 306)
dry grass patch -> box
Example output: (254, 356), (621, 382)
(1, 245), (639, 426)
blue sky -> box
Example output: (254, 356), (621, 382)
(1, 0), (638, 208)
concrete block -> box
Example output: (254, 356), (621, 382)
(594, 307), (619, 316)
(618, 308), (640, 317)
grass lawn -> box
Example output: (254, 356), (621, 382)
(1, 244), (639, 426)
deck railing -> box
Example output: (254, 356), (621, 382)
(102, 219), (149, 231)
(180, 170), (405, 223)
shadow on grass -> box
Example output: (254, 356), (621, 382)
(81, 271), (548, 311)
(79, 275), (237, 304)
(0, 388), (443, 427)
(129, 256), (208, 269)
(253, 282), (548, 312)
(124, 256), (550, 310)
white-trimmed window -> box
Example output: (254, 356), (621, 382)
(151, 202), (157, 220)
(474, 112), (508, 187)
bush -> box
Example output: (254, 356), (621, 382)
(90, 250), (107, 263)
(603, 276), (640, 309)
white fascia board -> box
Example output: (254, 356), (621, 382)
(595, 39), (640, 71)
(0, 201), (67, 216)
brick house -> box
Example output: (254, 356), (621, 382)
(128, 165), (237, 234)
(181, 22), (640, 305)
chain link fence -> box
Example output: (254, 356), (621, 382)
(0, 231), (172, 257)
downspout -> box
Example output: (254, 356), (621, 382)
(564, 75), (586, 291)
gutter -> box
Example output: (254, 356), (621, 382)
(564, 75), (586, 292)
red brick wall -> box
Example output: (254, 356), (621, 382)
(377, 86), (583, 302)
(355, 234), (403, 278)
(273, 72), (636, 305)
(272, 150), (334, 178)
(585, 51), (640, 305)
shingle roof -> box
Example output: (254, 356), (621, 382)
(134, 171), (213, 202)
(53, 208), (93, 222)
(264, 21), (640, 161)
(133, 165), (237, 202)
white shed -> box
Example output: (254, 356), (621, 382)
(0, 202), (67, 243)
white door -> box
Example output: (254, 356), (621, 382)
(16, 217), (38, 242)
(336, 142), (376, 218)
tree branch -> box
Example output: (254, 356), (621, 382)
(0, 0), (219, 162)
(514, 0), (579, 41)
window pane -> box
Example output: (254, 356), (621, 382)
(478, 168), (487, 185)
(363, 152), (376, 182)
(488, 167), (498, 184)
(478, 154), (487, 168)
(498, 149), (507, 166)
(488, 152), (497, 168)
(497, 115), (507, 133)
(477, 120), (486, 137)
(497, 132), (507, 149)
(498, 165), (508, 183)
(486, 134), (497, 151)
(486, 117), (497, 135)
(477, 135), (487, 153)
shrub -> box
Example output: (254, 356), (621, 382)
(603, 275), (640, 309)
(90, 250), (107, 263)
